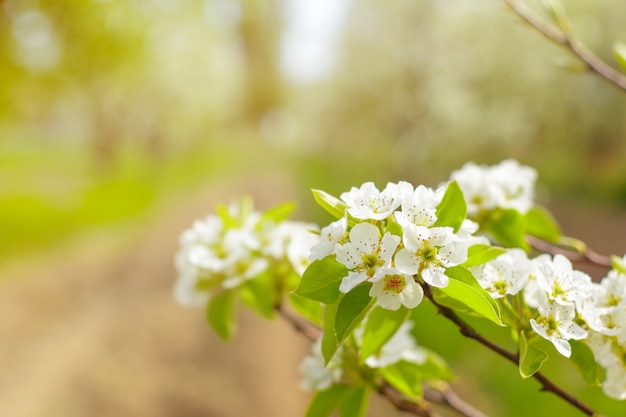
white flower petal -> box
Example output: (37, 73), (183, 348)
(340, 271), (367, 293)
(395, 249), (418, 275)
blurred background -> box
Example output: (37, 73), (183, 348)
(1, 0), (626, 416)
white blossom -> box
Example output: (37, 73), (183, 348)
(534, 254), (592, 306)
(491, 159), (537, 214)
(530, 296), (587, 357)
(369, 267), (424, 310)
(395, 224), (467, 288)
(578, 271), (626, 336)
(586, 330), (626, 399)
(394, 185), (442, 228)
(340, 181), (413, 221)
(472, 249), (530, 299)
(335, 222), (400, 293)
(298, 339), (342, 391)
(450, 159), (536, 217)
(309, 217), (348, 261)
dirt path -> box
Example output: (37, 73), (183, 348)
(0, 173), (319, 417)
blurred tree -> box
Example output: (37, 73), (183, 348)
(237, 0), (284, 129)
(295, 0), (626, 199)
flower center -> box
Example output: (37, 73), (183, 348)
(551, 280), (567, 301)
(361, 252), (384, 277)
(383, 274), (406, 294)
(493, 280), (508, 295)
(537, 315), (559, 335)
(417, 242), (439, 270)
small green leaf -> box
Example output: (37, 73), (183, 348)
(260, 201), (296, 224)
(541, 0), (571, 33)
(206, 290), (237, 341)
(438, 266), (503, 326)
(334, 283), (375, 345)
(312, 189), (348, 220)
(379, 361), (423, 400)
(360, 306), (409, 361)
(485, 209), (529, 250)
(239, 271), (277, 319)
(433, 181), (467, 232)
(615, 42), (626, 72)
(322, 300), (340, 364)
(414, 348), (454, 381)
(570, 340), (602, 386)
(385, 220), (403, 238)
(463, 244), (507, 267)
(305, 384), (350, 417)
(289, 293), (323, 326)
(216, 203), (239, 229)
(295, 256), (348, 304)
(525, 206), (562, 243)
(611, 255), (626, 275)
(519, 332), (549, 378)
(338, 386), (370, 417)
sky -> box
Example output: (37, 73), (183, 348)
(280, 0), (352, 84)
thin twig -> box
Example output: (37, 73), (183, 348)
(503, 0), (626, 92)
(526, 235), (612, 267)
(274, 305), (488, 417)
(421, 284), (598, 416)
(424, 387), (490, 417)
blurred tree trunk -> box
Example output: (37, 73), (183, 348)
(237, 0), (284, 129)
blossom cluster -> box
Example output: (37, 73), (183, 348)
(478, 251), (626, 398)
(450, 159), (537, 218)
(174, 159), (626, 405)
(308, 182), (475, 311)
(174, 200), (319, 306)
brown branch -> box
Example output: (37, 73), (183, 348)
(503, 0), (626, 92)
(378, 381), (439, 417)
(274, 304), (489, 417)
(421, 284), (598, 416)
(526, 235), (612, 267)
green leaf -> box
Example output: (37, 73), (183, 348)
(334, 283), (375, 345)
(215, 203), (239, 229)
(463, 244), (507, 267)
(485, 208), (529, 250)
(239, 271), (276, 319)
(413, 348), (454, 381)
(305, 384), (350, 417)
(379, 361), (423, 400)
(295, 256), (348, 304)
(569, 340), (601, 386)
(260, 201), (296, 224)
(385, 220), (403, 238)
(615, 42), (626, 72)
(433, 181), (467, 232)
(206, 290), (237, 341)
(438, 266), (502, 325)
(312, 189), (348, 220)
(322, 300), (340, 364)
(541, 0), (571, 33)
(524, 206), (562, 243)
(289, 293), (323, 326)
(338, 386), (370, 417)
(611, 255), (626, 276)
(519, 332), (549, 378)
(360, 306), (409, 361)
